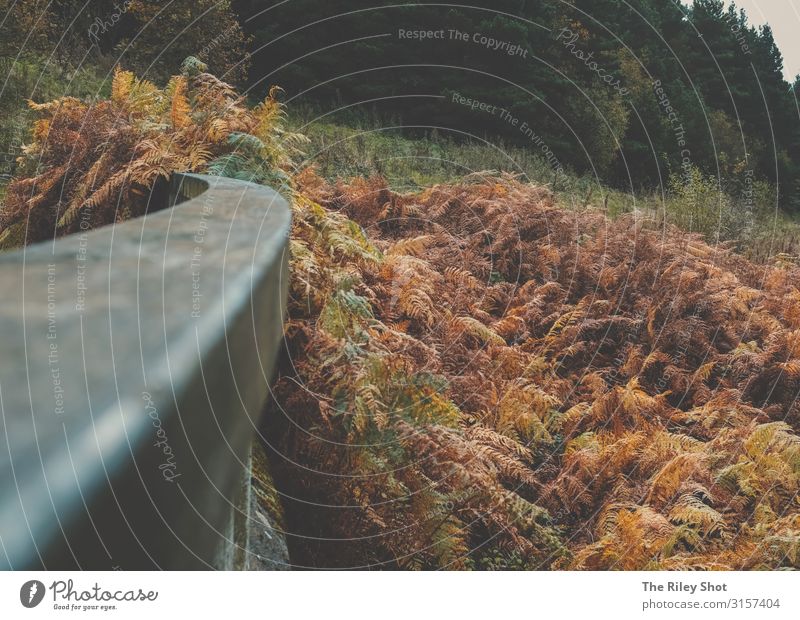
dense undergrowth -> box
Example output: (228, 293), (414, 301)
(270, 169), (800, 570)
(2, 65), (799, 570)
(292, 110), (800, 265)
(0, 57), (304, 249)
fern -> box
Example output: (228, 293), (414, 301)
(0, 62), (301, 245)
(5, 58), (800, 571)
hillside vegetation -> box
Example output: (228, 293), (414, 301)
(271, 169), (800, 569)
(293, 113), (800, 263)
(238, 0), (800, 208)
(1, 65), (799, 570)
(0, 59), (302, 249)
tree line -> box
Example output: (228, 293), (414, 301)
(2, 0), (799, 208)
(234, 0), (800, 207)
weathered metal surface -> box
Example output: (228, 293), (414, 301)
(0, 174), (291, 569)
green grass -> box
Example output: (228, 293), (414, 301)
(289, 108), (800, 264)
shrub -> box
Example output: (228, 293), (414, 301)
(0, 58), (302, 248)
(271, 169), (800, 569)
(3, 63), (799, 570)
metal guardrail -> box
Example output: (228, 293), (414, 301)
(0, 173), (291, 569)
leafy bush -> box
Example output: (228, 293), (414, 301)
(0, 58), (303, 248)
(293, 113), (800, 263)
(3, 63), (799, 570)
(271, 169), (800, 569)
